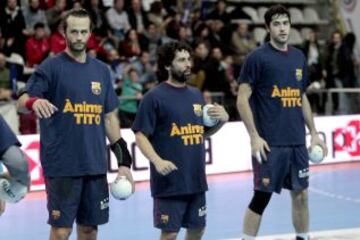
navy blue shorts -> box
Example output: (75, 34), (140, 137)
(153, 193), (206, 232)
(45, 175), (109, 227)
(252, 146), (309, 194)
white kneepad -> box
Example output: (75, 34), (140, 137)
(0, 178), (28, 203)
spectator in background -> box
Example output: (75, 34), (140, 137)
(106, 0), (131, 41)
(46, 0), (67, 31)
(49, 20), (66, 55)
(337, 32), (357, 114)
(25, 22), (50, 67)
(118, 68), (143, 128)
(0, 0), (27, 56)
(106, 49), (126, 89)
(188, 41), (210, 89)
(142, 22), (162, 63)
(231, 22), (257, 76)
(127, 0), (149, 34)
(23, 0), (50, 36)
(207, 0), (230, 24)
(147, 1), (166, 28)
(302, 29), (325, 114)
(84, 0), (108, 34)
(0, 52), (19, 134)
(118, 29), (143, 58)
(131, 51), (156, 84)
(324, 30), (342, 114)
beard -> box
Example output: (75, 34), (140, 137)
(68, 41), (87, 53)
(171, 68), (191, 83)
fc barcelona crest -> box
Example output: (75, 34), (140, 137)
(295, 69), (303, 81)
(193, 104), (202, 117)
(91, 82), (101, 95)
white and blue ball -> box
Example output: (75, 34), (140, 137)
(308, 145), (325, 164)
(110, 176), (132, 200)
(202, 104), (219, 127)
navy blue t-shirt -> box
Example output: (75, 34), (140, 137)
(26, 52), (118, 177)
(238, 43), (308, 146)
(132, 82), (208, 197)
(0, 116), (20, 155)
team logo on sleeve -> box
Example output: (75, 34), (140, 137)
(193, 104), (202, 117)
(91, 82), (102, 95)
(295, 69), (303, 81)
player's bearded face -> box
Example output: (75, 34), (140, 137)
(170, 50), (192, 83)
(65, 17), (91, 53)
(269, 15), (290, 44)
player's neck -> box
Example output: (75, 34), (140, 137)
(270, 40), (288, 52)
(65, 48), (87, 63)
(166, 79), (186, 88)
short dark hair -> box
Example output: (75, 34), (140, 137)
(264, 5), (291, 27)
(63, 8), (92, 31)
(34, 22), (45, 30)
(157, 41), (192, 82)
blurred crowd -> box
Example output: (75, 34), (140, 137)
(0, 0), (359, 134)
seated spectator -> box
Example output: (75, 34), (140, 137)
(105, 0), (130, 41)
(231, 22), (257, 75)
(118, 29), (143, 58)
(0, 0), (27, 56)
(23, 0), (50, 36)
(49, 20), (66, 55)
(25, 22), (50, 67)
(118, 68), (143, 128)
(131, 51), (156, 84)
(46, 0), (67, 31)
(127, 0), (149, 34)
(207, 0), (230, 24)
(0, 52), (19, 134)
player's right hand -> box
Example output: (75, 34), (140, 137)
(33, 99), (58, 119)
(153, 159), (178, 176)
(251, 136), (270, 164)
(0, 199), (5, 216)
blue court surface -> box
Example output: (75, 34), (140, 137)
(1, 162), (359, 240)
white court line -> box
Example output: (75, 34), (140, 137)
(220, 228), (360, 240)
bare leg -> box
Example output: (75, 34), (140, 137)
(77, 225), (98, 240)
(291, 189), (309, 235)
(185, 228), (205, 240)
(49, 227), (72, 240)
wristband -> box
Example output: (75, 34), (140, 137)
(25, 97), (39, 111)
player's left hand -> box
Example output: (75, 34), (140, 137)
(0, 199), (5, 216)
(206, 103), (229, 122)
(116, 166), (135, 193)
(310, 134), (328, 156)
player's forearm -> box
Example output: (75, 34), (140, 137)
(16, 93), (31, 113)
(236, 86), (259, 140)
(105, 110), (122, 144)
(302, 94), (317, 136)
(135, 132), (162, 165)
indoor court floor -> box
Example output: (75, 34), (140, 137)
(1, 161), (360, 240)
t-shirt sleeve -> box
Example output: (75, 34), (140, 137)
(26, 63), (51, 98)
(237, 52), (261, 86)
(104, 67), (119, 113)
(131, 92), (157, 136)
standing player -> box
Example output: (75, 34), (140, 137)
(132, 41), (229, 240)
(17, 9), (134, 240)
(0, 115), (30, 214)
(236, 5), (327, 240)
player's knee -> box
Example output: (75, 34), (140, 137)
(161, 231), (178, 240)
(187, 228), (205, 239)
(292, 190), (308, 208)
(77, 225), (97, 238)
(51, 227), (72, 240)
(248, 190), (272, 215)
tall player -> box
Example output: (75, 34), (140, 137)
(236, 5), (327, 240)
(132, 41), (229, 240)
(0, 115), (30, 214)
(17, 9), (134, 240)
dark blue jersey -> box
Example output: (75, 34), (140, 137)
(238, 43), (308, 146)
(26, 52), (118, 177)
(0, 116), (20, 155)
(132, 82), (208, 197)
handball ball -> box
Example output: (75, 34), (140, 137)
(110, 176), (132, 200)
(203, 104), (219, 127)
(308, 145), (325, 164)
